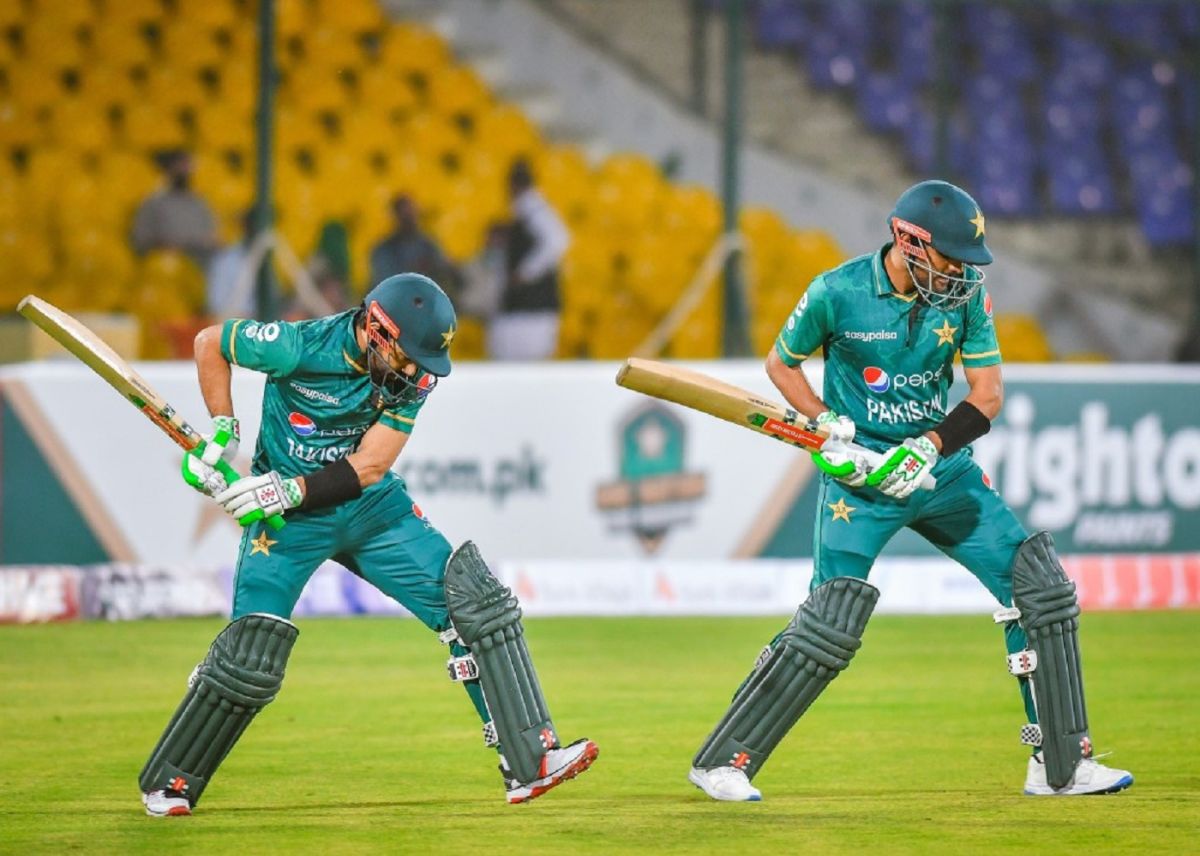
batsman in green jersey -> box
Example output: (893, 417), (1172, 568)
(139, 273), (597, 817)
(688, 181), (1133, 802)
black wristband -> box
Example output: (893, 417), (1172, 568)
(933, 400), (991, 457)
(301, 457), (363, 510)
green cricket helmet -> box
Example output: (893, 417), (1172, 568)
(889, 180), (992, 310)
(361, 273), (456, 407)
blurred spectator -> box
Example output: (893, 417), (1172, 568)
(205, 209), (257, 318)
(308, 221), (353, 314)
(459, 222), (509, 323)
(489, 159), (570, 361)
(368, 194), (454, 288)
(130, 149), (219, 267)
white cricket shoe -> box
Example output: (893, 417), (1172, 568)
(1023, 753), (1134, 795)
(503, 738), (599, 804)
(688, 766), (763, 802)
(142, 789), (192, 817)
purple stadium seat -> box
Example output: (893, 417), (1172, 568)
(973, 150), (1038, 217)
(1045, 148), (1119, 215)
(903, 107), (970, 175)
(857, 71), (914, 133)
(754, 0), (808, 51)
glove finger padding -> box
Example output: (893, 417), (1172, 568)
(200, 416), (240, 467)
(812, 440), (868, 487)
(181, 452), (228, 497)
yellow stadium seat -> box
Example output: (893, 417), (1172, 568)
(158, 23), (227, 71)
(6, 64), (64, 110)
(402, 112), (465, 167)
(0, 226), (55, 286)
(120, 102), (188, 148)
(75, 64), (141, 111)
(355, 67), (420, 118)
(97, 0), (163, 28)
(1061, 351), (1110, 363)
(993, 313), (1054, 362)
(0, 0), (23, 29)
(301, 26), (365, 75)
(214, 58), (256, 115)
(275, 104), (326, 151)
(377, 24), (450, 78)
(144, 67), (210, 113)
(427, 65), (492, 121)
(21, 21), (86, 71)
(97, 149), (160, 203)
(662, 184), (722, 240)
(276, 0), (311, 40)
(87, 23), (153, 65)
(314, 0), (385, 33)
(194, 106), (254, 150)
(46, 98), (112, 152)
(169, 0), (239, 31)
(34, 0), (96, 28)
(451, 317), (486, 360)
(0, 101), (39, 146)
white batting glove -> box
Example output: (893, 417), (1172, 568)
(200, 415), (240, 467)
(816, 410), (856, 445)
(810, 440), (869, 487)
(180, 452), (229, 497)
(866, 436), (938, 499)
(214, 471), (303, 526)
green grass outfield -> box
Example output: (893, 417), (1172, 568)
(1, 611), (1196, 855)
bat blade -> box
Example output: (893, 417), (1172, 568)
(615, 357), (936, 490)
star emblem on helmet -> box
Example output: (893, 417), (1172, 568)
(969, 209), (986, 238)
(441, 324), (456, 349)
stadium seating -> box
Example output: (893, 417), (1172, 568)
(2, 0), (845, 361)
(752, 0), (1196, 248)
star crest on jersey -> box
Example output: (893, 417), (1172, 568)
(250, 530), (277, 557)
(933, 320), (958, 346)
(441, 324), (456, 349)
(828, 498), (855, 523)
(969, 209), (986, 238)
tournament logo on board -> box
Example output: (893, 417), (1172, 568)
(863, 366), (891, 393)
(594, 403), (707, 554)
(288, 412), (317, 436)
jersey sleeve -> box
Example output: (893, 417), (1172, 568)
(220, 318), (305, 378)
(378, 395), (426, 434)
(959, 285), (1002, 367)
(774, 276), (834, 365)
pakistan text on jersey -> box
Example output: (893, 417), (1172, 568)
(865, 396), (947, 424)
(285, 437), (355, 462)
(844, 330), (899, 342)
(289, 382), (341, 405)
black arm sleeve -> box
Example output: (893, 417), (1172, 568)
(300, 458), (363, 510)
(933, 400), (992, 457)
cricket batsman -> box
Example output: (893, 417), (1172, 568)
(687, 181), (1133, 801)
(139, 273), (598, 816)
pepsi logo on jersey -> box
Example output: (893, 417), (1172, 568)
(863, 367), (891, 393)
(289, 412), (317, 436)
(862, 365), (945, 393)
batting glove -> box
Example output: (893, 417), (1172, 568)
(815, 410), (856, 444)
(866, 435), (938, 500)
(200, 415), (240, 466)
(215, 471), (303, 526)
(811, 439), (869, 488)
(181, 451), (229, 497)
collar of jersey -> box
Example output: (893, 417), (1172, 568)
(342, 312), (368, 374)
(873, 243), (918, 303)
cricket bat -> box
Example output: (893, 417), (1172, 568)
(17, 295), (286, 529)
(615, 357), (935, 490)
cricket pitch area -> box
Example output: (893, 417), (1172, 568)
(2, 611), (1196, 854)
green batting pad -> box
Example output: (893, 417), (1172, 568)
(445, 541), (555, 784)
(1012, 532), (1090, 790)
(693, 577), (879, 779)
(139, 613), (298, 805)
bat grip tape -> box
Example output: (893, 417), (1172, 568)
(214, 459), (286, 530)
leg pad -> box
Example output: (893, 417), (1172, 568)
(692, 577), (879, 780)
(138, 614), (298, 804)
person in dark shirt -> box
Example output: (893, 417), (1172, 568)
(368, 194), (455, 289)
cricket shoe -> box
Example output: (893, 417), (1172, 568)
(1023, 752), (1133, 796)
(502, 738), (599, 804)
(688, 766), (762, 802)
(142, 788), (192, 817)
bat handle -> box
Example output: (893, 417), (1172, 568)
(213, 458), (287, 531)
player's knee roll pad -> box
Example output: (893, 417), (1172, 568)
(139, 613), (298, 804)
(444, 541), (555, 784)
(693, 577), (879, 780)
(1011, 531), (1091, 790)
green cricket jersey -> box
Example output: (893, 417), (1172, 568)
(774, 244), (1001, 451)
(220, 311), (427, 481)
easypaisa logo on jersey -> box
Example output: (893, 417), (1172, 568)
(862, 365), (945, 393)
